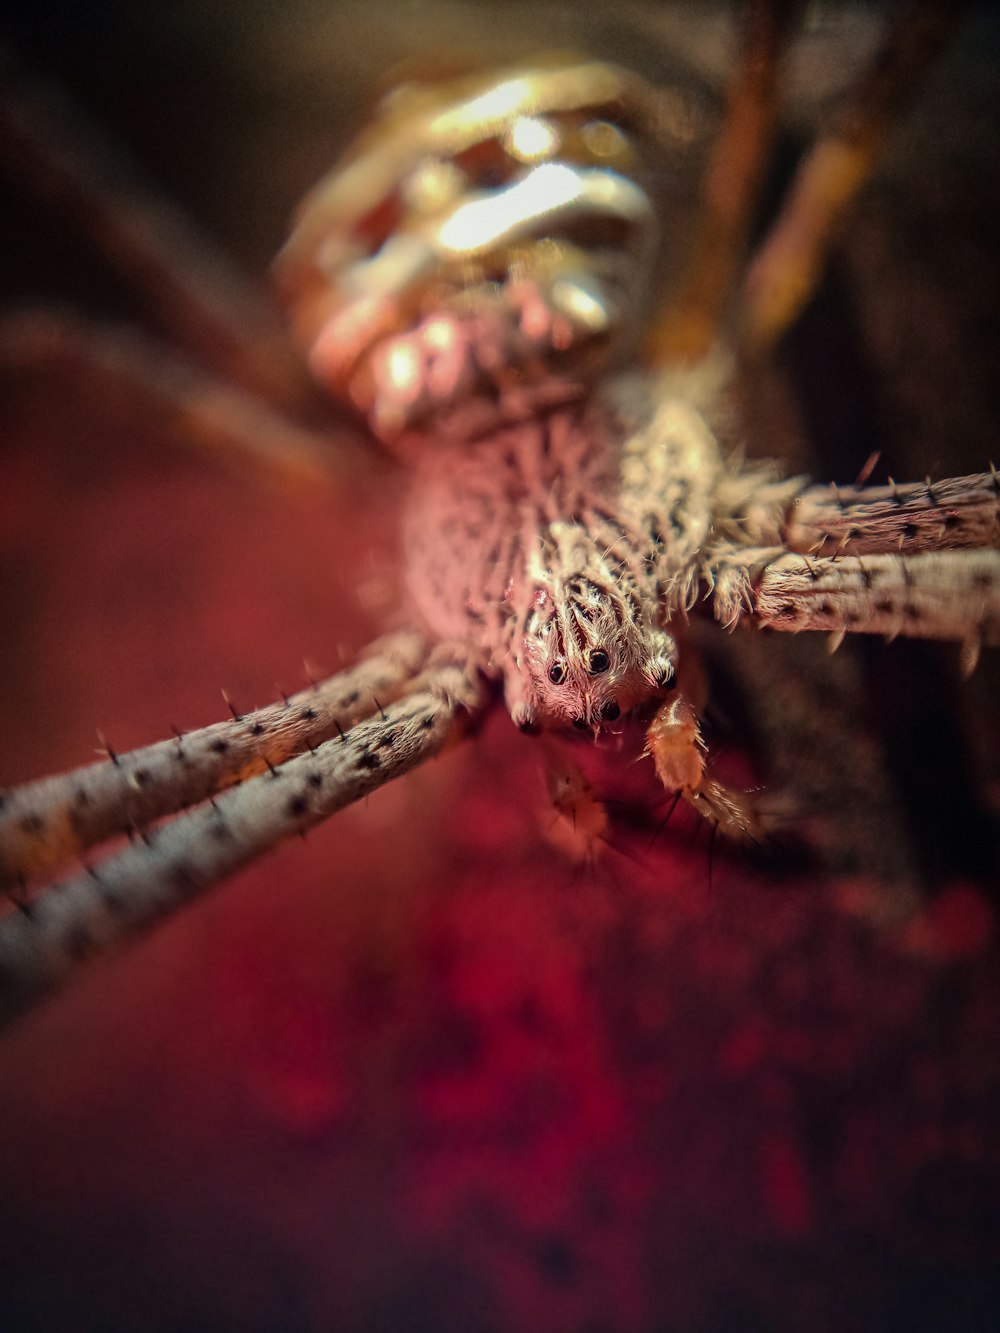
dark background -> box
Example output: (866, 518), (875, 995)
(0, 4), (998, 1330)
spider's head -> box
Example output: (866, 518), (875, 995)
(508, 583), (675, 733)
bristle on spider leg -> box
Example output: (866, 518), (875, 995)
(749, 550), (1000, 645)
(0, 631), (431, 893)
(784, 472), (1000, 557)
(0, 663), (483, 1032)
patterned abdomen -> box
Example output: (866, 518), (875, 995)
(275, 60), (665, 452)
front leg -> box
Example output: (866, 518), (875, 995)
(714, 549), (1000, 661)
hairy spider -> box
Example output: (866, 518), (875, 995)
(0, 3), (997, 1042)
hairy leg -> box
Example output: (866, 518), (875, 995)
(0, 658), (483, 1030)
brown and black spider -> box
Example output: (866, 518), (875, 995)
(0, 7), (999, 1326)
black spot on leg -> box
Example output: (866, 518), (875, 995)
(357, 750), (382, 770)
(875, 598), (895, 614)
(133, 768), (150, 788)
(775, 602), (798, 620)
(376, 730), (397, 749)
(74, 786), (92, 808)
(170, 862), (197, 893)
(210, 738), (229, 755)
(307, 771), (323, 789)
(64, 924), (93, 962)
(286, 794), (309, 818)
(973, 571), (994, 590)
(901, 523), (918, 542)
(18, 813), (45, 836)
(299, 707), (317, 722)
(420, 715), (435, 730)
(250, 720), (267, 737)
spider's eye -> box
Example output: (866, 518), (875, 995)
(600, 701), (620, 721)
(587, 648), (610, 675)
(548, 662), (567, 685)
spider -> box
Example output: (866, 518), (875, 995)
(0, 1), (997, 1044)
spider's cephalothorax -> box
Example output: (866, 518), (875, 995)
(403, 373), (743, 732)
(275, 59), (663, 451)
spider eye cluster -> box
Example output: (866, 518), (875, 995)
(275, 59), (662, 450)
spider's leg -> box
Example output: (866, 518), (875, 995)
(0, 659), (484, 1032)
(0, 311), (371, 489)
(0, 46), (314, 412)
(718, 549), (1000, 654)
(784, 472), (1000, 558)
(0, 631), (430, 893)
(740, 0), (964, 354)
(647, 0), (802, 364)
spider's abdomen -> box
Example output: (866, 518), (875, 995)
(275, 60), (664, 453)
